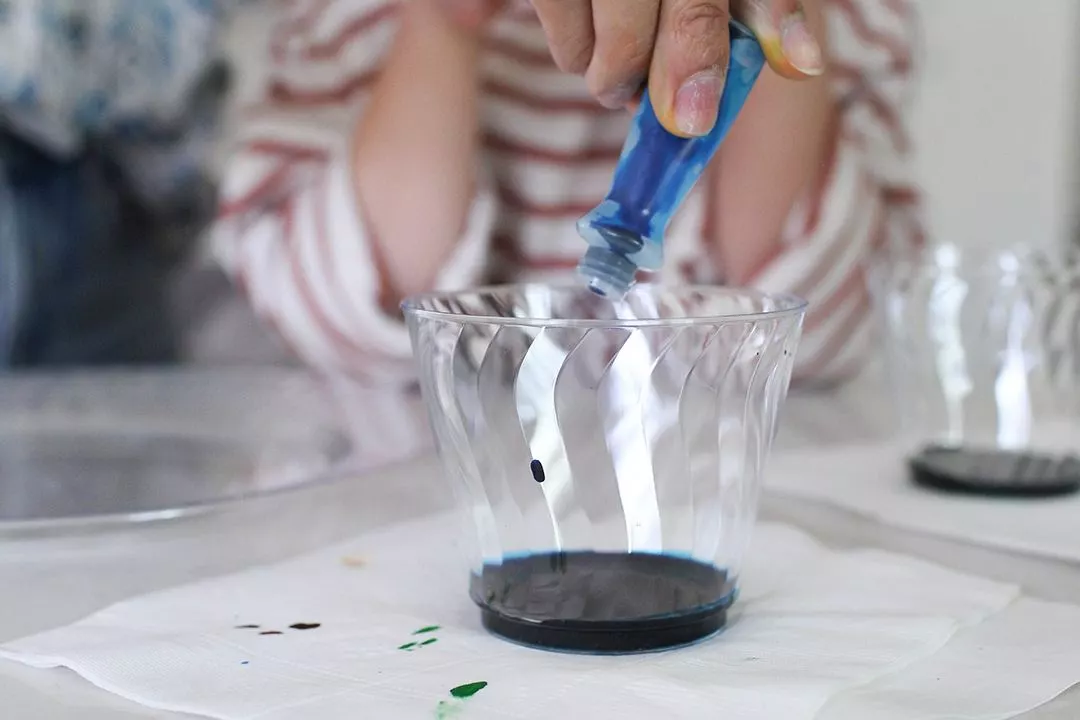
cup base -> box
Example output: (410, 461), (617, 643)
(909, 443), (1080, 498)
(470, 551), (735, 654)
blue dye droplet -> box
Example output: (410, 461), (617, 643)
(530, 460), (545, 483)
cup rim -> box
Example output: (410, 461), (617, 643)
(401, 283), (809, 329)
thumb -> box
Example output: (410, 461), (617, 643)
(734, 0), (825, 79)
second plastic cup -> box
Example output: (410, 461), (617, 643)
(870, 244), (1080, 455)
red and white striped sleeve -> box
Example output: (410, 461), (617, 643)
(211, 0), (497, 382)
(750, 0), (922, 384)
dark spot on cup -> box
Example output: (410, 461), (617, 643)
(235, 624), (260, 629)
(531, 459), (545, 483)
(289, 623), (321, 631)
(259, 631), (283, 636)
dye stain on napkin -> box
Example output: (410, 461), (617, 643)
(236, 623), (320, 635)
(450, 682), (488, 698)
(436, 682), (488, 719)
(400, 625), (442, 651)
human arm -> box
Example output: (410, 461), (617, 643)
(709, 0), (834, 286)
(211, 0), (498, 379)
(718, 0), (922, 383)
(354, 0), (491, 303)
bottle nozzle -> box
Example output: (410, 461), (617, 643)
(576, 227), (645, 298)
(578, 245), (637, 298)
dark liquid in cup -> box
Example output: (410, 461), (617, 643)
(469, 551), (735, 653)
(909, 444), (1080, 498)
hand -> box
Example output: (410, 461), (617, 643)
(528, 0), (825, 137)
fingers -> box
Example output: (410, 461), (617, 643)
(530, 0), (596, 74)
(530, 0), (825, 136)
(584, 0), (660, 108)
(648, 0), (733, 137)
(732, 0), (824, 79)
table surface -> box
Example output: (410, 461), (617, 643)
(1, 370), (1078, 719)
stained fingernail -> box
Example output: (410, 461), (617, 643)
(781, 13), (824, 76)
(597, 79), (643, 110)
(674, 69), (725, 137)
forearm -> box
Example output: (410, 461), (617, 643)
(353, 0), (484, 301)
(710, 5), (835, 285)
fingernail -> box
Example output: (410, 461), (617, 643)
(674, 69), (725, 136)
(781, 13), (824, 76)
(597, 79), (643, 110)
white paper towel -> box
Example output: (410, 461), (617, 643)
(0, 512), (1041, 720)
(818, 598), (1080, 720)
(767, 441), (1080, 563)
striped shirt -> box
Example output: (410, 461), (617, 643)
(212, 0), (921, 467)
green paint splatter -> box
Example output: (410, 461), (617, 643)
(435, 700), (459, 720)
(449, 681), (487, 699)
(413, 625), (441, 635)
(435, 682), (487, 719)
(399, 637), (438, 651)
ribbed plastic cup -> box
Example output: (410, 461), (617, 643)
(403, 284), (806, 654)
(869, 244), (1080, 455)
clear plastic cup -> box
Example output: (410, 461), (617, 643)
(870, 244), (1080, 457)
(403, 284), (806, 653)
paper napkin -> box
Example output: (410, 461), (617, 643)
(0, 512), (1050, 720)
